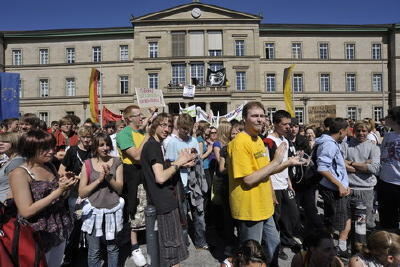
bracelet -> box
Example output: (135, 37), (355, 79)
(172, 164), (179, 172)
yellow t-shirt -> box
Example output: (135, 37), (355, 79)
(228, 132), (274, 221)
(116, 126), (145, 165)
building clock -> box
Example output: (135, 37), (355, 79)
(191, 8), (202, 19)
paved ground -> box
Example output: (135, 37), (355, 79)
(124, 241), (295, 267)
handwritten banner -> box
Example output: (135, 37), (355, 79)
(135, 88), (165, 108)
(308, 105), (336, 125)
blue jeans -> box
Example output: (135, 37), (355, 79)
(183, 192), (207, 248)
(238, 217), (280, 266)
(86, 228), (119, 267)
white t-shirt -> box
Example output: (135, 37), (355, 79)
(267, 134), (289, 190)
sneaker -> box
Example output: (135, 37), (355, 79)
(336, 246), (351, 259)
(131, 248), (147, 267)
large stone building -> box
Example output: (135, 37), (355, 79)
(1, 2), (399, 125)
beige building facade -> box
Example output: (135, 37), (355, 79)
(1, 2), (399, 125)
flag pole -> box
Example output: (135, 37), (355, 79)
(99, 65), (103, 128)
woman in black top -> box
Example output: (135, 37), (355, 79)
(141, 113), (196, 267)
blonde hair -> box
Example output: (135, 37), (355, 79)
(217, 121), (231, 145)
(354, 120), (372, 132)
(77, 126), (94, 137)
(0, 132), (21, 155)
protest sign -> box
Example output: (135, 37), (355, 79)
(135, 88), (165, 108)
(183, 85), (196, 98)
(308, 105), (336, 125)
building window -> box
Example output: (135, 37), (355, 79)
(345, 43), (355, 60)
(293, 73), (303, 92)
(320, 73), (330, 92)
(119, 76), (129, 94)
(39, 79), (49, 97)
(66, 78), (76, 96)
(208, 31), (223, 57)
(39, 49), (49, 64)
(292, 42), (302, 59)
(319, 43), (329, 59)
(373, 106), (384, 122)
(236, 71), (246, 91)
(38, 112), (49, 125)
(209, 62), (223, 72)
(372, 73), (382, 92)
(19, 79), (23, 98)
(190, 63), (205, 86)
(66, 111), (75, 116)
(372, 44), (382, 60)
(265, 74), (276, 92)
(189, 31), (204, 56)
(209, 50), (222, 57)
(148, 73), (158, 89)
(172, 64), (186, 86)
(148, 42), (158, 58)
(295, 107), (304, 125)
(347, 107), (357, 120)
(66, 48), (75, 64)
(172, 32), (186, 57)
(120, 45), (129, 61)
(235, 40), (245, 56)
(267, 107), (276, 121)
(346, 73), (356, 92)
(265, 43), (275, 59)
(92, 46), (102, 62)
(12, 49), (22, 65)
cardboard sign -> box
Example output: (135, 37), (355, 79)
(135, 88), (165, 108)
(308, 105), (336, 125)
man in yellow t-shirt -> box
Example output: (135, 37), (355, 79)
(228, 101), (301, 267)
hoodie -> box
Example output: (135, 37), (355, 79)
(315, 134), (349, 190)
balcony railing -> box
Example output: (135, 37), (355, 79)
(165, 85), (228, 93)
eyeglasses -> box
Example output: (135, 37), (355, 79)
(210, 131), (217, 134)
(159, 123), (169, 128)
(130, 113), (143, 117)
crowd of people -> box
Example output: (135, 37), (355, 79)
(0, 102), (400, 267)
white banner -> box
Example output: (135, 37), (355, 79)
(183, 85), (196, 98)
(179, 104), (197, 117)
(135, 88), (165, 108)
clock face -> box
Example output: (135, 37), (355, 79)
(191, 8), (201, 19)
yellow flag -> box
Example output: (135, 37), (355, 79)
(283, 64), (295, 117)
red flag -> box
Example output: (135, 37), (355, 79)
(102, 106), (122, 125)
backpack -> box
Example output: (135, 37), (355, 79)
(0, 201), (47, 267)
(298, 144), (323, 186)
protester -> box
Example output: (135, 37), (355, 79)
(53, 116), (79, 167)
(228, 102), (302, 267)
(48, 120), (60, 134)
(291, 229), (344, 267)
(58, 126), (93, 266)
(349, 231), (400, 267)
(343, 121), (380, 233)
(165, 113), (209, 250)
(0, 132), (24, 203)
(116, 105), (152, 267)
(141, 113), (196, 266)
(378, 106), (400, 231)
(264, 110), (302, 257)
(3, 118), (19, 133)
(305, 127), (316, 151)
(232, 239), (268, 267)
(316, 118), (351, 257)
(19, 113), (41, 133)
(9, 130), (75, 267)
(364, 118), (382, 145)
(79, 133), (124, 267)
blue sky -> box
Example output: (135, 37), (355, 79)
(1, 0), (399, 31)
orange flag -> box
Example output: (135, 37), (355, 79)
(89, 68), (100, 123)
(102, 105), (122, 126)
